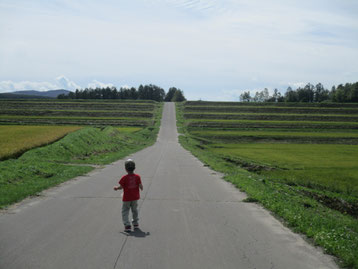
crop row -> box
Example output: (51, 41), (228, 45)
(191, 130), (358, 138)
(184, 106), (358, 114)
(190, 130), (358, 144)
(0, 102), (155, 111)
(0, 116), (150, 126)
(184, 112), (358, 122)
(0, 109), (153, 118)
(187, 120), (358, 129)
(0, 99), (156, 104)
(185, 101), (358, 108)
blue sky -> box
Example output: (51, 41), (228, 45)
(0, 0), (357, 100)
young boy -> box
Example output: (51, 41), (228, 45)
(114, 159), (143, 232)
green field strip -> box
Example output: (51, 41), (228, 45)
(184, 111), (358, 118)
(190, 130), (358, 138)
(0, 105), (155, 111)
(0, 109), (155, 113)
(188, 119), (358, 125)
(185, 105), (358, 110)
(0, 100), (156, 104)
(188, 120), (358, 130)
(0, 110), (154, 118)
(189, 127), (358, 133)
(184, 101), (358, 108)
(210, 142), (358, 165)
(116, 127), (143, 133)
(184, 106), (358, 114)
(0, 115), (151, 121)
(184, 113), (358, 122)
(0, 120), (149, 127)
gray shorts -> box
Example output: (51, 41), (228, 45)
(122, 200), (139, 226)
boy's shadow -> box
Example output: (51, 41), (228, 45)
(120, 228), (150, 238)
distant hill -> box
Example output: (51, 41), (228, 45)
(0, 93), (52, 99)
(7, 89), (72, 98)
(0, 89), (72, 99)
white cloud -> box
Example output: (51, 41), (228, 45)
(0, 80), (58, 93)
(0, 76), (115, 93)
(286, 82), (307, 89)
(87, 80), (114, 89)
(56, 75), (81, 90)
(221, 89), (249, 101)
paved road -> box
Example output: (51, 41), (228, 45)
(0, 103), (338, 269)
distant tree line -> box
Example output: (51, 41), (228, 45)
(58, 84), (186, 102)
(240, 82), (358, 103)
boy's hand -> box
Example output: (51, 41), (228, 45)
(113, 186), (119, 191)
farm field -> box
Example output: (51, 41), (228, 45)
(177, 101), (358, 268)
(179, 100), (358, 193)
(0, 125), (144, 161)
(0, 99), (162, 209)
(0, 99), (157, 126)
(0, 125), (82, 160)
(211, 143), (358, 194)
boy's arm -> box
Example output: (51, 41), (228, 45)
(113, 185), (123, 191)
(139, 183), (143, 191)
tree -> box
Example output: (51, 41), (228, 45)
(349, 82), (358, 102)
(296, 83), (314, 102)
(240, 91), (251, 102)
(334, 84), (348, 102)
(171, 89), (186, 102)
(273, 88), (282, 102)
(314, 83), (329, 102)
(165, 87), (177, 101)
(285, 87), (298, 102)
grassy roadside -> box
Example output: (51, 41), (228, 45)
(176, 103), (358, 268)
(0, 104), (162, 209)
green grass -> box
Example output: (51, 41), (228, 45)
(116, 127), (143, 133)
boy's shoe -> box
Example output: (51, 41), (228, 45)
(124, 225), (131, 232)
(133, 224), (139, 230)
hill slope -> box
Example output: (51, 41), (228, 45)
(0, 90), (72, 99)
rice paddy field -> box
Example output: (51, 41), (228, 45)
(180, 101), (358, 194)
(177, 101), (358, 268)
(0, 125), (82, 161)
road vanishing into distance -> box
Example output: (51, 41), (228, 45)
(0, 103), (338, 269)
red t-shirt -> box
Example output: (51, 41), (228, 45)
(119, 173), (141, 201)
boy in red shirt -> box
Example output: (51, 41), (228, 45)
(114, 159), (143, 232)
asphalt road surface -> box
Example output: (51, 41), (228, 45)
(0, 103), (338, 269)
